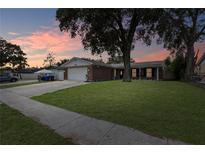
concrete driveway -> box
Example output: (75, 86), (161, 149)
(6, 80), (88, 97)
(0, 79), (38, 86)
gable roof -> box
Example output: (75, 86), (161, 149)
(59, 57), (111, 68)
(197, 52), (205, 65)
(58, 57), (165, 69)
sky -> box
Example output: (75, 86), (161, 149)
(0, 8), (205, 67)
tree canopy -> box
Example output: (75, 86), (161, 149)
(56, 8), (205, 81)
(43, 52), (56, 68)
(56, 8), (161, 81)
(56, 58), (70, 66)
(156, 9), (205, 80)
(107, 55), (135, 64)
(0, 37), (28, 70)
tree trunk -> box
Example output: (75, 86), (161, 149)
(123, 50), (131, 82)
(185, 43), (195, 81)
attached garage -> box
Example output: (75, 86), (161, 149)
(59, 57), (114, 82)
(67, 67), (88, 81)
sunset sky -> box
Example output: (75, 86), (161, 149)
(0, 8), (205, 67)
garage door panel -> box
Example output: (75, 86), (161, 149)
(68, 67), (87, 81)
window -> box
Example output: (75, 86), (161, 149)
(146, 68), (152, 78)
(132, 69), (136, 78)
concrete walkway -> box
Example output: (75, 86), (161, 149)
(0, 88), (186, 144)
(6, 80), (88, 97)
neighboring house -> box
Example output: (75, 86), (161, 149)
(196, 52), (205, 76)
(59, 57), (165, 81)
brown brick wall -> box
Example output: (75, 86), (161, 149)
(87, 65), (94, 81)
(89, 65), (113, 81)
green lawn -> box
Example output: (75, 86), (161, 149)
(0, 103), (74, 144)
(0, 81), (39, 89)
(32, 80), (205, 144)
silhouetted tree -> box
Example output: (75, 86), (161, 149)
(56, 58), (69, 66)
(107, 55), (135, 64)
(164, 56), (171, 67)
(170, 54), (186, 80)
(56, 9), (161, 81)
(44, 52), (56, 68)
(0, 37), (28, 70)
(156, 9), (205, 81)
(0, 38), (10, 67)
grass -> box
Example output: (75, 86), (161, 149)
(0, 81), (40, 89)
(0, 103), (74, 144)
(32, 80), (205, 144)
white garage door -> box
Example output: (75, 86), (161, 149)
(68, 67), (88, 81)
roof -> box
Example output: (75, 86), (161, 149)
(59, 57), (164, 69)
(197, 52), (205, 65)
(34, 69), (54, 74)
(59, 57), (111, 69)
(110, 61), (164, 69)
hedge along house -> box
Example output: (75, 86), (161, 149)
(59, 57), (165, 81)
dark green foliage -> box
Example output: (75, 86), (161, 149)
(56, 9), (161, 81)
(107, 55), (135, 64)
(56, 58), (69, 66)
(164, 56), (171, 67)
(0, 37), (28, 69)
(170, 55), (186, 80)
(156, 9), (205, 80)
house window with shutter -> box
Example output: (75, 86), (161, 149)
(132, 69), (136, 78)
(146, 68), (152, 78)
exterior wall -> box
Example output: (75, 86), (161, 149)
(159, 67), (163, 80)
(21, 73), (38, 80)
(87, 65), (94, 81)
(51, 69), (65, 80)
(115, 67), (164, 80)
(88, 65), (113, 81)
(64, 69), (68, 80)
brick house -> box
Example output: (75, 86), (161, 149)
(59, 57), (165, 81)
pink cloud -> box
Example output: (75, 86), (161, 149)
(10, 28), (83, 67)
(8, 32), (20, 36)
(133, 49), (169, 62)
(11, 28), (82, 54)
(195, 42), (205, 60)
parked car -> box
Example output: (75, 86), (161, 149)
(0, 72), (18, 82)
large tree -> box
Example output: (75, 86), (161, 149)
(156, 9), (205, 81)
(107, 55), (135, 64)
(0, 37), (28, 70)
(56, 9), (160, 81)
